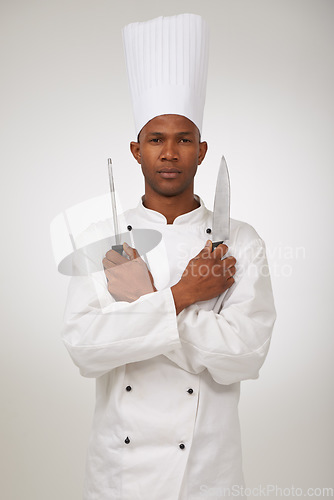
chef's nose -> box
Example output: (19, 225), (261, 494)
(161, 140), (178, 161)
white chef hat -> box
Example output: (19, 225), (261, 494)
(122, 13), (209, 137)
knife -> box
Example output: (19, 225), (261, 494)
(108, 158), (124, 254)
(211, 156), (230, 251)
(53, 159), (163, 275)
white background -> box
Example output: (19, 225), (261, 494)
(1, 1), (333, 499)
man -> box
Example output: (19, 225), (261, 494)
(62, 14), (276, 500)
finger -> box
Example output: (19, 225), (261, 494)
(193, 240), (212, 259)
(123, 242), (140, 260)
(224, 256), (237, 268)
(226, 276), (235, 287)
(103, 257), (117, 270)
(212, 244), (228, 259)
(105, 249), (127, 265)
(225, 265), (236, 278)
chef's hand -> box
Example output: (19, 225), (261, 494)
(103, 243), (156, 302)
(171, 240), (236, 315)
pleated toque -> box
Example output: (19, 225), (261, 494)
(122, 13), (209, 136)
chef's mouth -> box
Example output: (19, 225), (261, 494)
(157, 168), (182, 173)
(158, 170), (182, 178)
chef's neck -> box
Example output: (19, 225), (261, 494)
(142, 191), (200, 224)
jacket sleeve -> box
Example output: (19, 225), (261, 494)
(62, 265), (181, 379)
(164, 237), (276, 385)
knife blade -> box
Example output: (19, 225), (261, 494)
(107, 158), (123, 254)
(211, 156), (230, 250)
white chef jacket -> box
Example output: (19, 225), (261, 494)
(62, 196), (276, 500)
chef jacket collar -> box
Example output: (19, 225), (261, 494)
(136, 195), (209, 226)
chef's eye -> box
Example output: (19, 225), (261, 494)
(180, 138), (191, 143)
(149, 138), (162, 143)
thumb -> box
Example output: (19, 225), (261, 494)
(204, 239), (213, 255)
(194, 239), (212, 259)
(123, 242), (139, 260)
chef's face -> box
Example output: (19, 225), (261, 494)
(130, 114), (207, 199)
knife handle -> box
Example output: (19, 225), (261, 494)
(112, 244), (124, 255)
(212, 241), (224, 252)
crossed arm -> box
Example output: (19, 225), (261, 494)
(103, 239), (236, 314)
(62, 235), (275, 383)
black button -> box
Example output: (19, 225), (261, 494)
(124, 437), (130, 444)
(187, 388), (193, 394)
(179, 443), (185, 450)
(127, 225), (132, 231)
(126, 385), (132, 392)
(206, 228), (212, 234)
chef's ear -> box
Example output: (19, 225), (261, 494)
(130, 141), (141, 164)
(198, 141), (208, 165)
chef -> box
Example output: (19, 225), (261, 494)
(62, 13), (276, 500)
